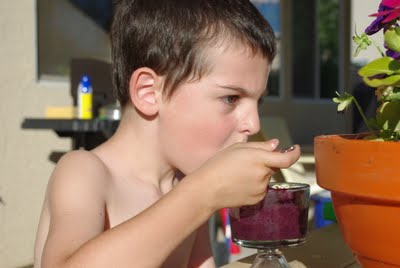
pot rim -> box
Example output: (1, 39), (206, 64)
(314, 132), (400, 201)
(314, 133), (400, 145)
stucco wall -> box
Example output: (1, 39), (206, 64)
(0, 1), (71, 267)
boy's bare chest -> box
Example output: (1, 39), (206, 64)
(106, 181), (161, 226)
(105, 180), (197, 267)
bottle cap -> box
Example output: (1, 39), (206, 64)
(80, 75), (91, 93)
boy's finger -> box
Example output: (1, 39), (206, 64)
(262, 145), (301, 168)
(242, 139), (280, 152)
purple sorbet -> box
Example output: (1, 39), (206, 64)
(230, 185), (309, 242)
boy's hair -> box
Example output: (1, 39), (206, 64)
(111, 0), (276, 107)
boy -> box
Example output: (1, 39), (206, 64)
(34, 0), (300, 267)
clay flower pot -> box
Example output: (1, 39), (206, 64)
(314, 134), (400, 268)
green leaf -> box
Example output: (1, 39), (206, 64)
(376, 101), (400, 132)
(354, 46), (364, 58)
(386, 88), (400, 101)
(363, 134), (384, 141)
(358, 57), (400, 77)
(394, 130), (400, 141)
(385, 28), (400, 54)
(367, 118), (380, 131)
(353, 32), (372, 57)
(333, 92), (354, 111)
(382, 129), (396, 140)
(363, 74), (400, 87)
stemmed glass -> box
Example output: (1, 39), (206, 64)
(229, 182), (310, 268)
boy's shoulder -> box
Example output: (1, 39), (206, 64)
(48, 150), (111, 196)
(58, 149), (106, 165)
(56, 149), (109, 176)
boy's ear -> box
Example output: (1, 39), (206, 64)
(128, 67), (162, 116)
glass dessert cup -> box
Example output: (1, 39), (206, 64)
(229, 182), (310, 268)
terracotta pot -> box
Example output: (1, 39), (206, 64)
(314, 134), (400, 268)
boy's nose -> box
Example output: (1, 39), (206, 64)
(239, 108), (260, 136)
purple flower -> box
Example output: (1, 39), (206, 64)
(365, 4), (389, 35)
(382, 0), (400, 9)
(365, 0), (400, 35)
(386, 48), (400, 60)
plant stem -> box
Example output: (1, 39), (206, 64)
(351, 96), (374, 132)
(371, 40), (385, 57)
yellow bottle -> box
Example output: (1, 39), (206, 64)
(77, 75), (93, 119)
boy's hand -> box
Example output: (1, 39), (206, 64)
(193, 140), (301, 211)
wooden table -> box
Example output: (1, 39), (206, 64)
(21, 118), (119, 150)
(222, 224), (361, 268)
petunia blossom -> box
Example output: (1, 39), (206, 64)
(370, 0), (400, 24)
(365, 4), (392, 35)
(381, 0), (400, 8)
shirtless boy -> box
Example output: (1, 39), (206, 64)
(34, 0), (301, 267)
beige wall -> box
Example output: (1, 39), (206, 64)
(0, 1), (71, 267)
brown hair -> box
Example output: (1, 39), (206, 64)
(111, 0), (276, 106)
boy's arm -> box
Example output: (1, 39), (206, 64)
(41, 141), (300, 268)
(41, 150), (216, 268)
(40, 150), (110, 267)
(188, 222), (216, 268)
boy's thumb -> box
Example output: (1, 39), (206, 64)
(245, 139), (279, 152)
(264, 138), (280, 151)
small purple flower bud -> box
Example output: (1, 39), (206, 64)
(386, 48), (400, 60)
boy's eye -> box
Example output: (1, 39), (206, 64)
(222, 95), (240, 105)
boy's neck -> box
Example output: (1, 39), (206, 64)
(95, 107), (179, 193)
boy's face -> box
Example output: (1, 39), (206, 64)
(158, 44), (271, 174)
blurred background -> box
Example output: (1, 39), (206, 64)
(0, 0), (381, 267)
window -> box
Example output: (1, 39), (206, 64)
(251, 0), (282, 97)
(260, 0), (349, 145)
(37, 0), (112, 80)
(291, 0), (339, 99)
